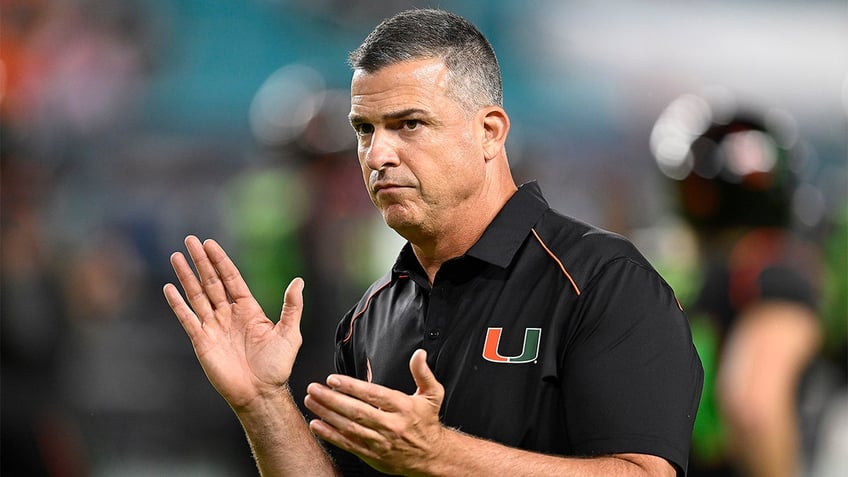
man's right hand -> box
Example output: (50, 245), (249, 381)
(163, 235), (304, 411)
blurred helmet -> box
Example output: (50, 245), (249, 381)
(651, 93), (800, 231)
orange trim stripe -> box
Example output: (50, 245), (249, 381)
(343, 278), (394, 343)
(531, 228), (581, 296)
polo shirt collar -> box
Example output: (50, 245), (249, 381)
(465, 181), (549, 268)
(392, 181), (550, 276)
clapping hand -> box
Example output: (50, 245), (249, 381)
(305, 349), (448, 475)
(163, 235), (305, 411)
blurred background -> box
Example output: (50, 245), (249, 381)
(1, 0), (845, 476)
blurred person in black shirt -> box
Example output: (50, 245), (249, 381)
(651, 94), (826, 477)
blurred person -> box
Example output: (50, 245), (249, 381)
(1, 0), (259, 473)
(651, 95), (825, 477)
(0, 0), (158, 141)
(164, 9), (703, 477)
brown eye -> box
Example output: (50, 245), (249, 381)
(354, 123), (374, 136)
(402, 120), (421, 130)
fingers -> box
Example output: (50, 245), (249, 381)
(170, 235), (254, 316)
(308, 416), (369, 456)
(304, 376), (405, 440)
(202, 239), (254, 302)
(185, 236), (231, 309)
(280, 277), (304, 321)
(409, 349), (442, 403)
(163, 282), (202, 340)
(325, 374), (409, 413)
(169, 246), (214, 321)
(308, 353), (444, 420)
(305, 383), (386, 445)
(305, 379), (401, 460)
(277, 277), (304, 337)
(305, 365), (446, 470)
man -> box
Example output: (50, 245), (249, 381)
(164, 9), (703, 476)
(651, 96), (823, 477)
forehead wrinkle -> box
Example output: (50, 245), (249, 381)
(349, 59), (460, 127)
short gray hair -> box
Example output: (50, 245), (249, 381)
(348, 9), (503, 111)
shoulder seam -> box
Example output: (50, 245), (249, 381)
(531, 227), (581, 296)
(342, 277), (396, 344)
(587, 256), (684, 311)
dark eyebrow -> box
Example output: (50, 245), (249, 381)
(349, 108), (429, 126)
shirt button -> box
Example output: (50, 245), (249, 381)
(427, 329), (441, 340)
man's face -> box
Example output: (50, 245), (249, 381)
(349, 58), (487, 239)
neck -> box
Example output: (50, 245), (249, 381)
(410, 177), (517, 284)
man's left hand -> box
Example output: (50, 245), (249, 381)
(304, 349), (445, 476)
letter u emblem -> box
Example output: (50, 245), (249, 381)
(482, 327), (542, 363)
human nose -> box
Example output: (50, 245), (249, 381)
(363, 129), (400, 171)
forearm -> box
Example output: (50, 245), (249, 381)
(236, 386), (340, 477)
(416, 428), (674, 477)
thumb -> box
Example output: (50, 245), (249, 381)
(277, 277), (304, 332)
(410, 349), (444, 405)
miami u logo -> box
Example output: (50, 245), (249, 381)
(482, 327), (542, 363)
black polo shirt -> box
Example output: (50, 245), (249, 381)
(331, 181), (703, 476)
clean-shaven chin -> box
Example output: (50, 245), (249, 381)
(378, 199), (420, 230)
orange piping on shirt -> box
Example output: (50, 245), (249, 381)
(531, 228), (581, 296)
(342, 278), (395, 343)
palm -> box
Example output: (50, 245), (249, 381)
(164, 236), (304, 410)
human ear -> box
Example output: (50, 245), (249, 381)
(480, 106), (510, 161)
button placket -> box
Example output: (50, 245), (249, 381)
(423, 284), (448, 358)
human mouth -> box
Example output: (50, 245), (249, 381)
(372, 181), (408, 194)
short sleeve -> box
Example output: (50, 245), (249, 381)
(562, 258), (704, 475)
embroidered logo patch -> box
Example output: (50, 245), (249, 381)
(482, 327), (542, 363)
